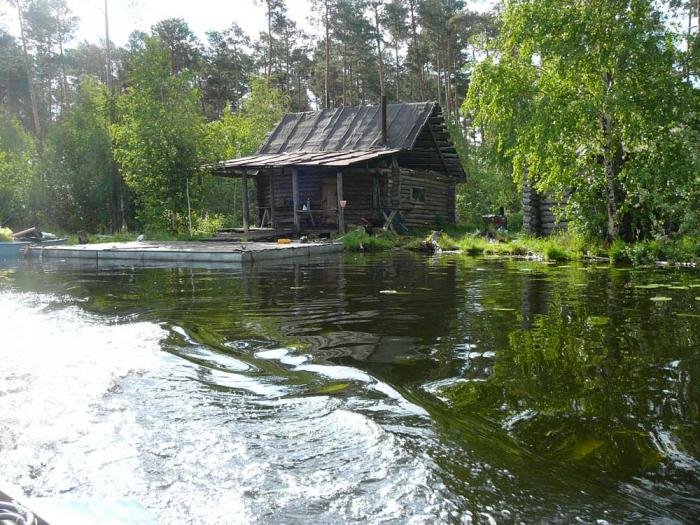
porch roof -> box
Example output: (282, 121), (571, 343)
(212, 148), (401, 175)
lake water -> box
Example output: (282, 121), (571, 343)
(1, 253), (698, 524)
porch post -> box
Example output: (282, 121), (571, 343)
(292, 167), (300, 233)
(241, 169), (250, 233)
(269, 171), (276, 228)
(337, 170), (345, 234)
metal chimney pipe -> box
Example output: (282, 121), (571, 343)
(381, 95), (388, 147)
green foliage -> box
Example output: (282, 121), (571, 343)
(507, 212), (523, 233)
(467, 0), (700, 240)
(191, 212), (227, 237)
(41, 76), (117, 231)
(609, 239), (631, 265)
(202, 77), (289, 226)
(205, 77), (289, 162)
(611, 237), (700, 265)
(0, 110), (37, 227)
(112, 36), (207, 233)
(448, 118), (519, 228)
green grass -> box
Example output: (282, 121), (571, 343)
(339, 229), (400, 252)
(453, 233), (586, 261)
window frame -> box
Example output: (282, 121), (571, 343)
(409, 186), (426, 203)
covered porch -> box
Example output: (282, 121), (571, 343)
(212, 150), (401, 236)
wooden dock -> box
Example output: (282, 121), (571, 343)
(28, 240), (344, 264)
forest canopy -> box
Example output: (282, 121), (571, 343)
(0, 0), (698, 240)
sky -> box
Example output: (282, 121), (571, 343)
(1, 0), (496, 47)
(1, 0), (315, 46)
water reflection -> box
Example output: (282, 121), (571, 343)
(1, 254), (698, 523)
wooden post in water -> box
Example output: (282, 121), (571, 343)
(292, 167), (300, 233)
(337, 170), (345, 234)
(241, 170), (250, 233)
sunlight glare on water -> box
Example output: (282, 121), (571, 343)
(0, 279), (461, 524)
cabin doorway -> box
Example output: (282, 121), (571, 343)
(321, 178), (337, 224)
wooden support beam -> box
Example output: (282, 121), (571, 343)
(372, 171), (380, 220)
(241, 170), (250, 233)
(292, 167), (300, 233)
(337, 170), (345, 234)
(269, 172), (276, 228)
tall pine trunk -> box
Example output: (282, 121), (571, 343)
(408, 0), (422, 100)
(324, 0), (330, 109)
(15, 0), (42, 139)
(394, 41), (400, 102)
(436, 52), (441, 106)
(342, 45), (348, 105)
(57, 15), (68, 118)
(266, 0), (273, 85)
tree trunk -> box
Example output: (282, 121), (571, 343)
(600, 71), (622, 240)
(373, 5), (386, 98)
(408, 0), (421, 99)
(444, 61), (450, 114)
(342, 46), (348, 105)
(395, 41), (400, 102)
(436, 52), (441, 106)
(15, 0), (42, 139)
(601, 112), (619, 239)
(104, 0), (119, 232)
(266, 0), (273, 85)
(324, 0), (331, 109)
(57, 15), (68, 118)
(104, 0), (112, 91)
(446, 39), (452, 115)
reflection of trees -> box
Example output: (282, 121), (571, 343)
(445, 273), (700, 479)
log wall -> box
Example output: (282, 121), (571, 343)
(255, 167), (379, 228)
(254, 165), (456, 231)
(393, 168), (455, 228)
(522, 171), (568, 236)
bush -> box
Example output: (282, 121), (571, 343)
(625, 237), (700, 265)
(608, 239), (631, 265)
(193, 213), (226, 237)
(507, 212), (523, 233)
(0, 227), (13, 241)
(543, 241), (571, 261)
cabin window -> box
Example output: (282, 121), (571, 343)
(410, 186), (426, 203)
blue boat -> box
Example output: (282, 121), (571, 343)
(0, 239), (68, 259)
(0, 241), (31, 259)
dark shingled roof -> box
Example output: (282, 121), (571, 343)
(259, 101), (435, 153)
(214, 101), (465, 179)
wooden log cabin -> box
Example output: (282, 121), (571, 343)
(212, 100), (466, 234)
